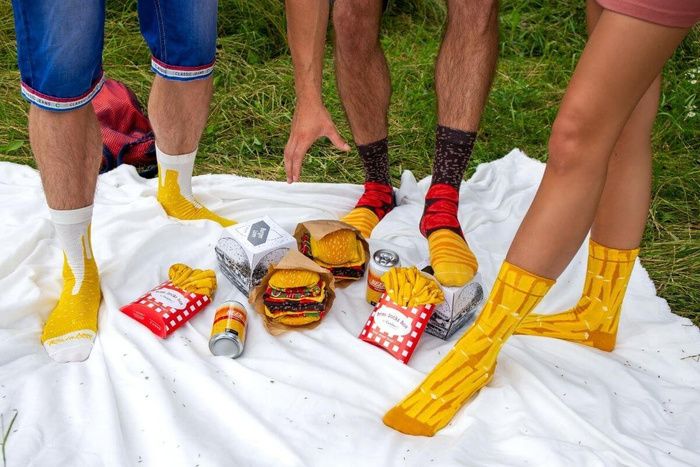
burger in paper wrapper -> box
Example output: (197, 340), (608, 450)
(249, 249), (336, 335)
(294, 220), (369, 285)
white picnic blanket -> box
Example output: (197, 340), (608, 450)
(1, 149), (699, 467)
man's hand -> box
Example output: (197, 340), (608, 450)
(284, 101), (350, 183)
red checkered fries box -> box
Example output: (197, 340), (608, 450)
(120, 281), (212, 338)
(359, 293), (436, 364)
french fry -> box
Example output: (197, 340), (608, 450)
(168, 263), (217, 297)
(381, 266), (444, 307)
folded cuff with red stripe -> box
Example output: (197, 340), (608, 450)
(151, 57), (215, 81)
(20, 72), (105, 112)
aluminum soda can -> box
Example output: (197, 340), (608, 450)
(209, 300), (248, 358)
(366, 249), (401, 305)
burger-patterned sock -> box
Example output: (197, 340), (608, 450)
(42, 205), (101, 363)
(384, 261), (555, 436)
(516, 239), (638, 351)
(421, 126), (478, 287)
(156, 145), (236, 227)
(341, 138), (395, 238)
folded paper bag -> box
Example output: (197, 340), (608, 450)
(249, 249), (336, 335)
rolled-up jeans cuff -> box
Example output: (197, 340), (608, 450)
(20, 71), (105, 112)
(150, 56), (215, 81)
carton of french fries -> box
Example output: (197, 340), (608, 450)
(414, 259), (486, 340)
(358, 266), (444, 364)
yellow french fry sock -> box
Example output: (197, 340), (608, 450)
(516, 239), (638, 351)
(340, 182), (395, 239)
(384, 261), (554, 436)
(42, 206), (101, 363)
(420, 184), (478, 287)
(156, 145), (236, 227)
(426, 229), (478, 287)
(341, 206), (380, 239)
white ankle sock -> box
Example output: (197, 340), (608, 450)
(156, 144), (198, 203)
(44, 205), (98, 363)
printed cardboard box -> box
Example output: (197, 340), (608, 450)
(416, 259), (485, 340)
(215, 216), (297, 297)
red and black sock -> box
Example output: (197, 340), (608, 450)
(420, 126), (476, 237)
(355, 138), (395, 218)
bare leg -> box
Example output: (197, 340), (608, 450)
(435, 0), (498, 131)
(333, 0), (396, 238)
(506, 11), (688, 279)
(383, 12), (690, 437)
(148, 75), (213, 154)
(29, 106), (102, 210)
(149, 75), (235, 226)
(29, 105), (103, 362)
(514, 3), (662, 350)
(421, 0), (499, 286)
(333, 0), (389, 144)
(585, 0), (659, 249)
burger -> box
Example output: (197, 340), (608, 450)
(299, 228), (366, 281)
(263, 269), (330, 326)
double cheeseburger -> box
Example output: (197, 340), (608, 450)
(263, 269), (330, 326)
(299, 229), (366, 281)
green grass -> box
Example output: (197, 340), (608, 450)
(0, 1), (698, 323)
(1, 411), (18, 467)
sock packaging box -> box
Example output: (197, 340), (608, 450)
(359, 292), (436, 364)
(215, 216), (297, 297)
(120, 282), (212, 338)
(416, 259), (486, 340)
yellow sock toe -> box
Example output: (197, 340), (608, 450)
(157, 167), (237, 227)
(427, 229), (478, 287)
(515, 240), (638, 352)
(341, 207), (379, 239)
(384, 261), (554, 435)
(383, 407), (437, 437)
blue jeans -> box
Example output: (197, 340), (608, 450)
(11, 0), (218, 111)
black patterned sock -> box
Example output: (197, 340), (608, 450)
(431, 125), (477, 190)
(358, 138), (391, 185)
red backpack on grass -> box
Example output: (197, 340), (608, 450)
(91, 78), (157, 178)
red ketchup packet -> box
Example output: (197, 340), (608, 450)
(120, 281), (212, 338)
(359, 292), (436, 364)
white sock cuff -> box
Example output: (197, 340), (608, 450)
(49, 205), (94, 226)
(156, 144), (197, 164)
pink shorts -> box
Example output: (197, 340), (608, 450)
(597, 0), (700, 27)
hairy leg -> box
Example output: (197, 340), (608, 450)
(29, 106), (103, 210)
(150, 75), (235, 226)
(29, 106), (103, 362)
(333, 0), (389, 144)
(435, 0), (498, 131)
(334, 0), (395, 237)
(506, 11), (688, 279)
(421, 0), (498, 286)
(148, 75), (213, 154)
